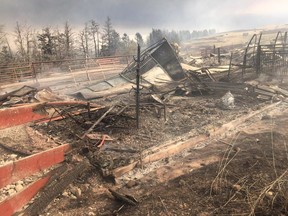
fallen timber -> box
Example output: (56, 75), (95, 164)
(112, 101), (281, 177)
(0, 101), (104, 129)
(0, 99), (104, 215)
(0, 144), (72, 216)
(22, 162), (89, 216)
(0, 144), (71, 188)
(0, 175), (51, 216)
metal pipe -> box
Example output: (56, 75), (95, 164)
(242, 34), (257, 78)
(272, 31), (282, 73)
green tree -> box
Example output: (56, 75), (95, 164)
(166, 30), (180, 44)
(89, 20), (100, 57)
(38, 27), (57, 60)
(0, 46), (13, 65)
(14, 22), (27, 62)
(148, 29), (163, 46)
(63, 21), (74, 58)
(135, 32), (144, 47)
(79, 23), (90, 57)
(110, 29), (120, 54)
(0, 25), (14, 64)
(119, 33), (137, 55)
(29, 32), (40, 61)
(101, 17), (120, 56)
(122, 33), (129, 48)
(0, 25), (5, 45)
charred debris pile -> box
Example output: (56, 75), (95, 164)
(1, 34), (288, 215)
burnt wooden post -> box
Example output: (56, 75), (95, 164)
(32, 63), (38, 83)
(217, 47), (221, 64)
(87, 102), (91, 120)
(256, 45), (261, 74)
(242, 52), (247, 80)
(228, 52), (233, 80)
(85, 54), (91, 82)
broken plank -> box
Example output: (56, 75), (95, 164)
(23, 162), (89, 216)
(81, 105), (115, 139)
(269, 85), (288, 97)
(105, 148), (138, 153)
(256, 84), (277, 94)
(108, 189), (138, 206)
(0, 144), (71, 189)
(112, 135), (207, 178)
(35, 107), (102, 124)
(86, 133), (113, 141)
(42, 101), (103, 108)
(254, 88), (275, 97)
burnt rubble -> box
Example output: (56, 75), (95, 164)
(1, 33), (288, 215)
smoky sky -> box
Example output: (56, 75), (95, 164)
(0, 0), (288, 34)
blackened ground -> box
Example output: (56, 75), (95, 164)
(120, 108), (288, 216)
(34, 91), (265, 171)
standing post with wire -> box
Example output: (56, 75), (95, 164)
(135, 44), (141, 129)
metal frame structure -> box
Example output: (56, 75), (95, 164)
(243, 31), (288, 76)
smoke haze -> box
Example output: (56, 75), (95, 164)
(0, 0), (288, 34)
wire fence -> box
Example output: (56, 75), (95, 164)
(0, 55), (133, 85)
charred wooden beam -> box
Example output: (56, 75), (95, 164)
(112, 102), (281, 178)
(81, 105), (115, 139)
(0, 142), (31, 157)
(22, 162), (89, 216)
(0, 101), (104, 129)
(0, 144), (70, 189)
(108, 188), (138, 206)
(0, 103), (49, 129)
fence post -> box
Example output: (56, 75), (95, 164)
(256, 45), (261, 74)
(228, 52), (233, 80)
(217, 47), (221, 64)
(32, 63), (38, 83)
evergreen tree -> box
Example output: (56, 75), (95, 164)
(135, 32), (144, 47)
(148, 29), (164, 46)
(63, 21), (74, 58)
(38, 27), (57, 60)
(101, 17), (119, 56)
(89, 20), (100, 57)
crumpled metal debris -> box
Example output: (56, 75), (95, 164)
(72, 38), (186, 100)
(34, 88), (64, 102)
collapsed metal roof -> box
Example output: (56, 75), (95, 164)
(73, 38), (186, 100)
(120, 38), (185, 81)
